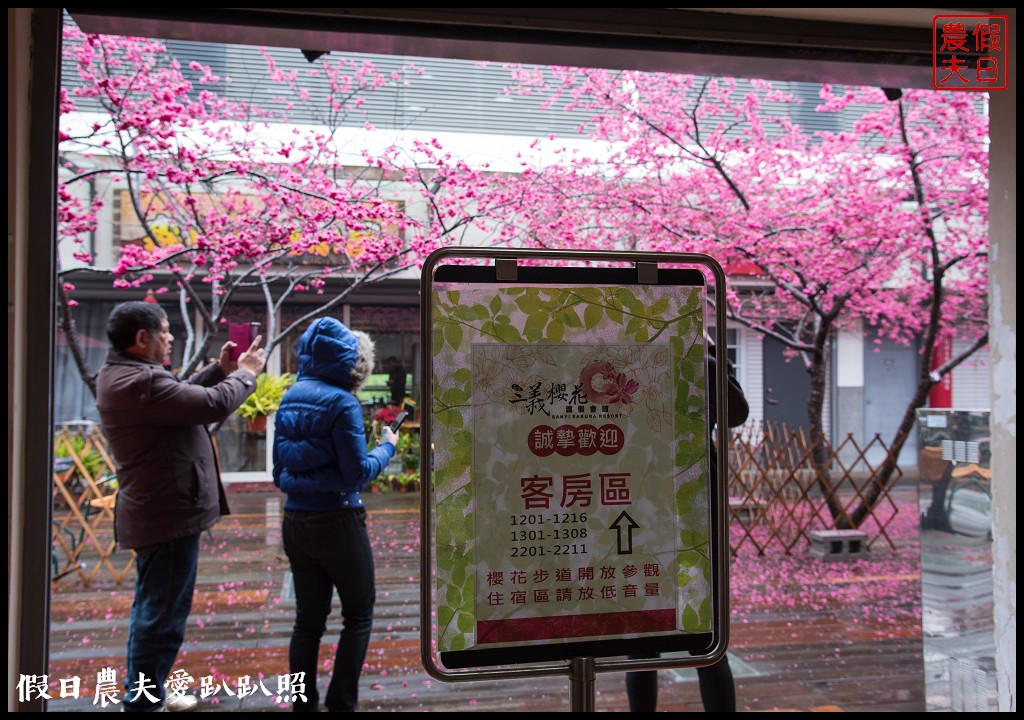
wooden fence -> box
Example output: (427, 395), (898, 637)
(51, 425), (134, 587)
(50, 420), (904, 589)
(727, 421), (903, 556)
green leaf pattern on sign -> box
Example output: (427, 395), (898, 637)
(431, 284), (709, 652)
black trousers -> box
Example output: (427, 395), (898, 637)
(625, 653), (736, 712)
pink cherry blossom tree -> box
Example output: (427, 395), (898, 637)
(498, 68), (989, 526)
(58, 28), (990, 530)
(57, 27), (497, 393)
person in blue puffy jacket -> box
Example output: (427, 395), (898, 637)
(273, 317), (399, 712)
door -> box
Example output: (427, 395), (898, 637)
(763, 336), (811, 433)
(863, 339), (919, 466)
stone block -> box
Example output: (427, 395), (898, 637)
(808, 529), (869, 560)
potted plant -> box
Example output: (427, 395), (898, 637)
(402, 434), (421, 474)
(235, 372), (296, 432)
(367, 475), (391, 494)
(400, 469), (421, 493)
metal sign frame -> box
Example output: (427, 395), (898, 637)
(419, 248), (731, 707)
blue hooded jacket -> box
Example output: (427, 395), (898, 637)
(272, 317), (395, 511)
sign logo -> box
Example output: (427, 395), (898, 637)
(933, 15), (1009, 91)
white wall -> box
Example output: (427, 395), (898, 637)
(952, 342), (992, 411)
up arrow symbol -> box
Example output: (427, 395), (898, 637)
(610, 511), (640, 554)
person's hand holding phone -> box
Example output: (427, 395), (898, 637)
(228, 322), (261, 361)
(218, 333), (265, 377)
(236, 336), (266, 377)
(379, 424), (399, 449)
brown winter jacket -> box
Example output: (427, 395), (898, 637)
(96, 350), (257, 549)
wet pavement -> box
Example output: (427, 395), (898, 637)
(45, 486), (932, 712)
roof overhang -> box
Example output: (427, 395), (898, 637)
(67, 8), (940, 89)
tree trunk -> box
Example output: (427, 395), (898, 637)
(804, 332), (847, 525)
(847, 376), (932, 528)
(57, 283), (97, 399)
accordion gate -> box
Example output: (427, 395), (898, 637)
(727, 422), (903, 556)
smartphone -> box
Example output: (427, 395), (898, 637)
(228, 322), (260, 361)
(389, 402), (416, 432)
(389, 410), (409, 433)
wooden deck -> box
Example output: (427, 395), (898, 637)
(45, 487), (928, 712)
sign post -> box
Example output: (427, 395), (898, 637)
(419, 248), (733, 709)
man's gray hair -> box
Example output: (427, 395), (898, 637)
(349, 330), (376, 393)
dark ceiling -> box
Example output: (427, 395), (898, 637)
(67, 7), (939, 89)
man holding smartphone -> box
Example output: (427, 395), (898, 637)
(96, 301), (266, 712)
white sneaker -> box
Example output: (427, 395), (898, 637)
(164, 693), (199, 712)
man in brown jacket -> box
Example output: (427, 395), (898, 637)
(96, 301), (265, 712)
